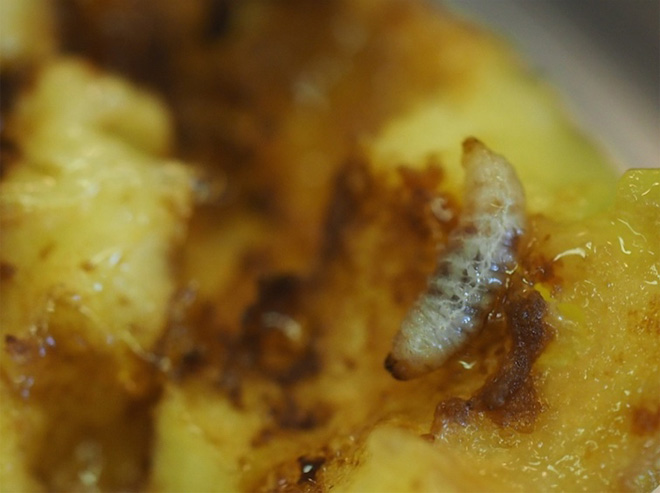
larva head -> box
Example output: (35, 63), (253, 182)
(461, 137), (526, 236)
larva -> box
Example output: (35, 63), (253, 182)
(385, 138), (526, 380)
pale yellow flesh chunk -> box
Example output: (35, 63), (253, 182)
(0, 58), (193, 491)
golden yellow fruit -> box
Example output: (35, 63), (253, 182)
(1, 1), (657, 491)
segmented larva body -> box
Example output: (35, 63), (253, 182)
(385, 138), (526, 380)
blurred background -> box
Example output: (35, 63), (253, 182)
(443, 0), (660, 171)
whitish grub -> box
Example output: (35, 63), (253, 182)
(385, 138), (526, 380)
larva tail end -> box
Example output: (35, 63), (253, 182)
(384, 353), (416, 381)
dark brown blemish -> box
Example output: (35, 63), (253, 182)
(432, 397), (474, 429)
(54, 0), (173, 90)
(240, 274), (319, 384)
(251, 398), (331, 448)
(533, 257), (557, 284)
(0, 68), (30, 177)
(322, 155), (450, 317)
(0, 72), (20, 117)
(39, 243), (55, 260)
(0, 129), (20, 178)
(271, 395), (331, 432)
(521, 251), (561, 289)
(629, 296), (660, 336)
(179, 347), (205, 372)
(479, 378), (542, 431)
(398, 161), (443, 194)
(519, 228), (562, 289)
(631, 405), (660, 436)
(4, 334), (32, 364)
(396, 164), (446, 238)
(0, 262), (16, 281)
(193, 273), (329, 425)
(250, 427), (275, 448)
(321, 156), (374, 263)
(203, 0), (232, 42)
(431, 287), (551, 434)
(476, 289), (550, 410)
(155, 287), (218, 381)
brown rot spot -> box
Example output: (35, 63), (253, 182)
(5, 334), (31, 361)
(396, 164), (447, 237)
(431, 285), (552, 434)
(0, 132), (19, 178)
(629, 296), (660, 336)
(4, 334), (39, 366)
(431, 398), (473, 433)
(251, 398), (332, 448)
(475, 289), (550, 412)
(321, 156), (374, 262)
(533, 257), (557, 284)
(240, 274), (319, 384)
(270, 395), (331, 432)
(631, 405), (660, 436)
(0, 261), (17, 281)
(0, 70), (27, 177)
